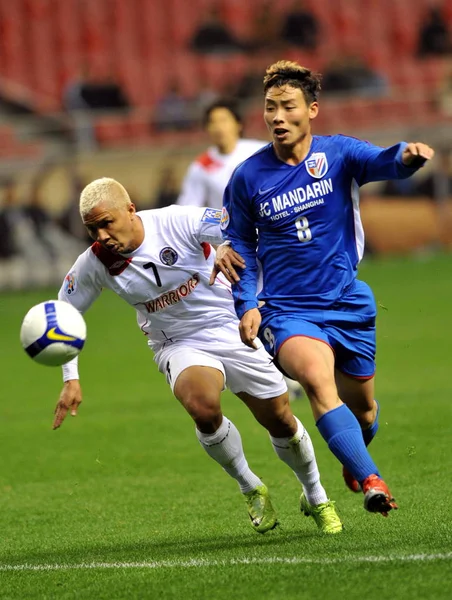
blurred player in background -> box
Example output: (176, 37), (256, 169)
(177, 98), (265, 210)
(177, 97), (303, 400)
(53, 177), (342, 535)
(212, 60), (435, 517)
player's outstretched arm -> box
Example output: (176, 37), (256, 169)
(53, 380), (82, 430)
(209, 243), (246, 285)
(401, 142), (435, 167)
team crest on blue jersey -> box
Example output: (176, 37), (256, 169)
(64, 272), (76, 295)
(306, 152), (328, 179)
(159, 246), (178, 266)
(201, 208), (222, 224)
(220, 207), (230, 230)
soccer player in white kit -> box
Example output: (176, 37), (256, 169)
(177, 99), (267, 210)
(53, 177), (342, 534)
(177, 98), (303, 400)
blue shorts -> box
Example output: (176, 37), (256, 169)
(259, 279), (376, 378)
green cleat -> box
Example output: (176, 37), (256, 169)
(300, 493), (344, 534)
(244, 485), (278, 534)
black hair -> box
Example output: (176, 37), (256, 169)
(203, 98), (243, 127)
(263, 60), (321, 104)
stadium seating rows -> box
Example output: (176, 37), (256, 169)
(0, 125), (43, 159)
(0, 0), (450, 147)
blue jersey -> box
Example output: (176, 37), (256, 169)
(222, 134), (420, 319)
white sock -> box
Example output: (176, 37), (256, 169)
(270, 416), (328, 506)
(196, 416), (263, 493)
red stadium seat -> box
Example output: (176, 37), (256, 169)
(0, 124), (43, 159)
(222, 0), (255, 40)
(94, 115), (129, 146)
(170, 0), (206, 48)
(127, 112), (153, 143)
(26, 0), (60, 104)
(0, 0), (31, 87)
(171, 54), (202, 98)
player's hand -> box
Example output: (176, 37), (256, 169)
(53, 380), (82, 430)
(209, 244), (246, 285)
(239, 308), (261, 349)
(402, 143), (434, 167)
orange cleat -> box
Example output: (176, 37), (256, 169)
(342, 466), (361, 493)
(362, 474), (398, 517)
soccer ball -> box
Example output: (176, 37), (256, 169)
(20, 300), (87, 366)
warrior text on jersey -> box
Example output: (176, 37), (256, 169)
(59, 206), (235, 351)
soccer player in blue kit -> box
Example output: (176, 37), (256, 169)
(211, 60), (435, 517)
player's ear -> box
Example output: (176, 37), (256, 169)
(309, 102), (319, 120)
(128, 203), (137, 219)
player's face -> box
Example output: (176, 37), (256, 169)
(206, 108), (242, 149)
(264, 85), (318, 147)
(83, 202), (142, 254)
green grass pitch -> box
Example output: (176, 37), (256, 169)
(0, 254), (451, 599)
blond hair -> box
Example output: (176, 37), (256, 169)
(263, 60), (321, 103)
(79, 177), (132, 218)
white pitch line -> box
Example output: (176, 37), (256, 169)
(1, 552), (452, 572)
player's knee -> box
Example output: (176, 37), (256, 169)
(264, 397), (296, 437)
(298, 363), (333, 397)
(183, 392), (222, 432)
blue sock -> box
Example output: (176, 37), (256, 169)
(316, 404), (380, 483)
(362, 400), (380, 446)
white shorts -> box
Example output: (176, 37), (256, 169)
(153, 321), (287, 399)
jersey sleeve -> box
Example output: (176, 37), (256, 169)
(57, 249), (103, 381)
(339, 135), (421, 186)
(168, 205), (224, 247)
(176, 162), (208, 207)
(58, 249), (103, 312)
(197, 208), (225, 245)
(222, 168), (259, 319)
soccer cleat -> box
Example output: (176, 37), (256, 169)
(342, 466), (362, 493)
(362, 474), (398, 517)
(300, 493), (344, 534)
(244, 485), (278, 533)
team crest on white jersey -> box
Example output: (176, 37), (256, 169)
(306, 152), (328, 179)
(159, 246), (178, 266)
(64, 271), (76, 295)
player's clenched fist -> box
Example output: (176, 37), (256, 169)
(239, 308), (261, 349)
(53, 380), (82, 429)
(402, 142), (435, 167)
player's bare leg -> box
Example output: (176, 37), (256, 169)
(278, 336), (397, 516)
(237, 390), (343, 533)
(336, 371), (377, 431)
(173, 365), (277, 532)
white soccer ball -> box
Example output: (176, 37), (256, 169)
(20, 300), (87, 366)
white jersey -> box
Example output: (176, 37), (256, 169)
(58, 206), (236, 353)
(177, 139), (268, 210)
